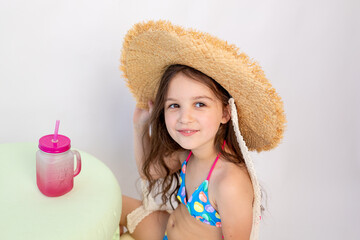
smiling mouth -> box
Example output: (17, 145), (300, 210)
(178, 130), (199, 136)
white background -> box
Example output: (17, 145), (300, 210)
(1, 0), (359, 239)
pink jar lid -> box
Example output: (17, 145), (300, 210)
(38, 134), (71, 153)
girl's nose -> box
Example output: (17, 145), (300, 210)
(179, 107), (193, 124)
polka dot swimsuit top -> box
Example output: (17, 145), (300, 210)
(177, 151), (222, 227)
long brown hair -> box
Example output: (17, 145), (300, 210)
(142, 64), (245, 209)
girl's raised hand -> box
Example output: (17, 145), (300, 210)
(133, 101), (153, 131)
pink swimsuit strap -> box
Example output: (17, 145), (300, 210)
(206, 152), (221, 180)
(185, 140), (226, 181)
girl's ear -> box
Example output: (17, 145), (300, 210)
(221, 104), (231, 124)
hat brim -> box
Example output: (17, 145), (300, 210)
(120, 20), (285, 152)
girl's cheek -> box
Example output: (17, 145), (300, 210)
(165, 113), (176, 128)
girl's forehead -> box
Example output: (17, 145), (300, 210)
(166, 72), (216, 98)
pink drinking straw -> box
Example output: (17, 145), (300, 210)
(53, 120), (60, 142)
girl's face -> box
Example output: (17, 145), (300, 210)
(164, 72), (229, 153)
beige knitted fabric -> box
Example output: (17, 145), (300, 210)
(126, 179), (172, 234)
(229, 98), (261, 239)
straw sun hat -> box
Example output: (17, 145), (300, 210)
(120, 20), (285, 239)
(121, 20), (285, 152)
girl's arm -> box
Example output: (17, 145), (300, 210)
(133, 102), (182, 179)
(215, 166), (254, 239)
(132, 107), (150, 179)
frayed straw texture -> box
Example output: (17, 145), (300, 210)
(120, 20), (286, 152)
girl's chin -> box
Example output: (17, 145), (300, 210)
(176, 142), (194, 150)
(173, 139), (197, 150)
(175, 139), (209, 152)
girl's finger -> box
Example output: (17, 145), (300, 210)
(148, 100), (154, 114)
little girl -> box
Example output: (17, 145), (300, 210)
(119, 21), (285, 240)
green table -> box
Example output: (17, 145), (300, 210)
(0, 143), (122, 240)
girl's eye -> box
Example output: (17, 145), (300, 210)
(195, 102), (205, 108)
(168, 103), (179, 109)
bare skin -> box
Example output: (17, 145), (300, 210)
(120, 196), (221, 240)
(165, 204), (222, 240)
(120, 195), (169, 240)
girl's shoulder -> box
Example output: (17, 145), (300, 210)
(211, 159), (254, 238)
(212, 159), (254, 202)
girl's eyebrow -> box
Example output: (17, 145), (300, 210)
(165, 97), (177, 102)
(192, 96), (215, 101)
(165, 96), (214, 102)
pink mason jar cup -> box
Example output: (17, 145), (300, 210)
(36, 134), (81, 197)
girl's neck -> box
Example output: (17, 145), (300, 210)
(190, 143), (218, 164)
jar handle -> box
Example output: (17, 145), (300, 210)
(72, 150), (82, 177)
